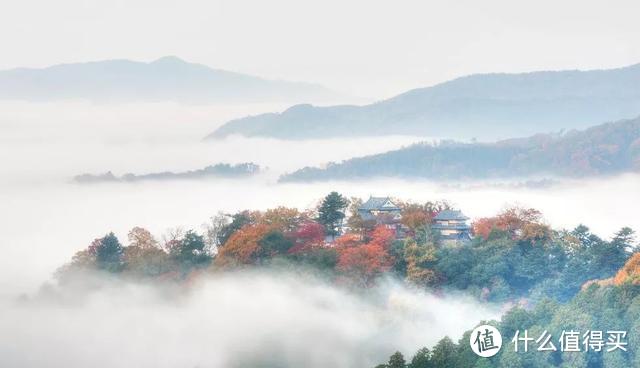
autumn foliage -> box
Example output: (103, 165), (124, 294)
(288, 221), (325, 253)
(215, 223), (274, 266)
(336, 226), (394, 284)
(613, 252), (640, 285)
(472, 206), (551, 242)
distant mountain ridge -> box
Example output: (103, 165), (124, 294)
(208, 63), (640, 140)
(279, 116), (640, 182)
(0, 56), (338, 103)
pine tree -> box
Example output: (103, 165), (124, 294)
(317, 192), (349, 239)
(95, 232), (124, 272)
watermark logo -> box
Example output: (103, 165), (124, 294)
(470, 324), (502, 357)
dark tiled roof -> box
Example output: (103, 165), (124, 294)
(432, 223), (471, 230)
(359, 196), (400, 211)
(433, 210), (469, 221)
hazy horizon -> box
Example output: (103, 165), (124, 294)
(2, 0), (640, 99)
(3, 3), (640, 365)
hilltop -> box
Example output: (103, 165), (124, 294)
(280, 116), (640, 181)
(0, 56), (339, 104)
(208, 63), (640, 140)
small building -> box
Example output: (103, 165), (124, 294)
(431, 210), (471, 245)
(357, 196), (404, 236)
(358, 197), (401, 221)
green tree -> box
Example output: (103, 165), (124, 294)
(317, 192), (349, 239)
(169, 230), (211, 271)
(430, 337), (457, 368)
(612, 227), (636, 252)
(95, 232), (124, 272)
(257, 230), (294, 258)
(408, 347), (433, 368)
(388, 351), (406, 368)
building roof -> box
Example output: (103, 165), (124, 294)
(432, 223), (471, 230)
(359, 197), (400, 211)
(433, 210), (469, 221)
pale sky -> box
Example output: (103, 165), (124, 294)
(2, 0), (640, 99)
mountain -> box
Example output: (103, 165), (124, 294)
(208, 63), (640, 140)
(279, 117), (640, 182)
(0, 56), (338, 103)
(74, 162), (261, 183)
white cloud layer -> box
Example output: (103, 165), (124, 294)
(0, 272), (499, 368)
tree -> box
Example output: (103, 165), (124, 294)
(612, 227), (636, 252)
(317, 192), (349, 239)
(202, 212), (229, 251)
(168, 230), (211, 271)
(337, 240), (392, 285)
(127, 227), (158, 249)
(94, 232), (124, 272)
(261, 206), (304, 232)
(257, 230), (294, 258)
(288, 221), (325, 253)
(388, 351), (406, 368)
(124, 227), (170, 278)
(215, 224), (273, 266)
(472, 206), (550, 242)
(368, 226), (395, 249)
(404, 239), (438, 287)
(334, 233), (362, 247)
(408, 347), (433, 368)
(430, 337), (457, 368)
(400, 203), (432, 231)
(346, 197), (369, 237)
(217, 211), (255, 246)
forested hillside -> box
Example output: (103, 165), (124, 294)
(52, 193), (638, 368)
(281, 117), (640, 181)
(375, 253), (640, 368)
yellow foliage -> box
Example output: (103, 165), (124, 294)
(582, 252), (640, 289)
(613, 252), (640, 285)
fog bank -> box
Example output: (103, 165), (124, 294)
(0, 271), (498, 368)
(1, 101), (639, 294)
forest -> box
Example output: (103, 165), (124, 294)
(281, 117), (640, 182)
(53, 192), (639, 367)
(73, 162), (261, 183)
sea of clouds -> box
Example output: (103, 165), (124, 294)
(0, 100), (638, 367)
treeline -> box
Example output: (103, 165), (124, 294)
(374, 254), (640, 368)
(73, 162), (261, 184)
(56, 192), (637, 307)
(280, 116), (640, 182)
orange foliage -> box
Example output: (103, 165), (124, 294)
(472, 217), (496, 240)
(582, 252), (640, 289)
(334, 233), (362, 247)
(337, 242), (392, 284)
(400, 206), (432, 230)
(472, 206), (550, 242)
(368, 225), (395, 249)
(336, 226), (395, 284)
(215, 224), (273, 266)
(613, 252), (640, 285)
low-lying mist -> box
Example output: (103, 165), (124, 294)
(2, 101), (639, 293)
(1, 100), (639, 367)
(0, 270), (498, 368)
